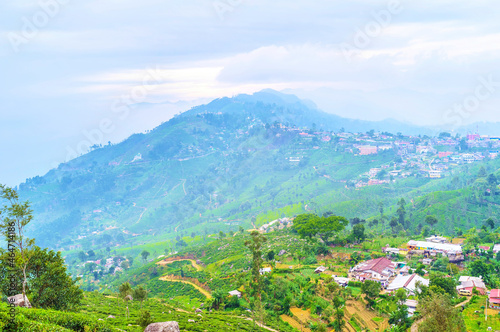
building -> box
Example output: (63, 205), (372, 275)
(489, 289), (500, 309)
(351, 257), (395, 286)
(315, 266), (327, 274)
(493, 244), (500, 254)
(405, 299), (418, 317)
(358, 145), (378, 155)
(333, 276), (349, 287)
(407, 240), (462, 254)
(438, 151), (453, 158)
(259, 267), (272, 275)
(457, 276), (486, 295)
(387, 274), (429, 295)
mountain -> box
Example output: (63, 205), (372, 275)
(17, 90), (500, 251)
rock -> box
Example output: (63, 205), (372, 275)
(144, 322), (180, 332)
(200, 303), (204, 307)
(7, 294), (31, 308)
(195, 308), (202, 313)
(98, 318), (103, 321)
(107, 315), (116, 319)
(188, 319), (195, 323)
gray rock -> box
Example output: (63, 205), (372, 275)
(144, 322), (180, 332)
(7, 294), (31, 308)
(195, 308), (202, 313)
(188, 319), (195, 323)
(107, 315), (116, 319)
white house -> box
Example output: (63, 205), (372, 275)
(228, 290), (242, 298)
(387, 274), (429, 295)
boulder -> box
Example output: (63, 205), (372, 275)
(144, 322), (180, 332)
(195, 308), (202, 313)
(7, 294), (31, 308)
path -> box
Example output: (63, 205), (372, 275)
(157, 258), (203, 271)
(159, 276), (212, 299)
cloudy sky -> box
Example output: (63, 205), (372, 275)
(1, 0), (500, 185)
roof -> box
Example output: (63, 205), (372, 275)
(460, 279), (486, 290)
(490, 289), (500, 299)
(407, 240), (462, 253)
(478, 246), (490, 251)
(387, 274), (429, 292)
(405, 299), (418, 308)
(493, 244), (500, 252)
(354, 257), (395, 275)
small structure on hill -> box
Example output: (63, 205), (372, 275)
(387, 274), (429, 295)
(314, 266), (327, 274)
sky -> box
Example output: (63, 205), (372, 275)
(1, 0), (500, 186)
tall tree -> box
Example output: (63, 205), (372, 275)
(424, 215), (438, 227)
(0, 185), (35, 307)
(245, 231), (267, 325)
(133, 285), (148, 309)
(396, 198), (406, 227)
(361, 280), (380, 309)
(141, 250), (150, 264)
(119, 282), (133, 319)
(418, 293), (466, 332)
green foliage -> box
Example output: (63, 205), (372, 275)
(418, 293), (466, 332)
(293, 213), (348, 242)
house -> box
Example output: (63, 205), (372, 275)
(315, 266), (327, 274)
(228, 290), (242, 298)
(358, 145), (378, 155)
(405, 299), (418, 317)
(259, 267), (272, 275)
(494, 244), (500, 254)
(351, 257), (395, 286)
(333, 276), (349, 287)
(457, 276), (486, 295)
(422, 258), (433, 265)
(407, 240), (462, 256)
(489, 289), (500, 309)
(387, 274), (429, 295)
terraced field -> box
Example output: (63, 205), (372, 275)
(280, 314), (312, 332)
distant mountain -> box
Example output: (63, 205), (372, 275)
(180, 89), (433, 135)
(17, 90), (500, 251)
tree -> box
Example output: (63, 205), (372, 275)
(133, 285), (148, 309)
(389, 217), (398, 233)
(137, 310), (153, 329)
(361, 280), (381, 309)
(485, 217), (495, 230)
(266, 250), (275, 261)
(429, 275), (457, 296)
(218, 231), (226, 240)
(293, 213), (348, 242)
(0, 246), (83, 310)
(141, 250), (150, 264)
(332, 296), (345, 332)
(78, 251), (87, 262)
(418, 293), (466, 332)
(245, 231), (267, 298)
(469, 259), (492, 285)
(119, 282), (133, 319)
(0, 185), (36, 307)
(351, 224), (366, 243)
(424, 215), (438, 227)
(396, 198), (406, 227)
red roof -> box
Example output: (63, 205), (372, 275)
(478, 246), (490, 250)
(490, 289), (500, 299)
(355, 257), (394, 274)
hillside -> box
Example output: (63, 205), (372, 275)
(15, 90), (500, 255)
